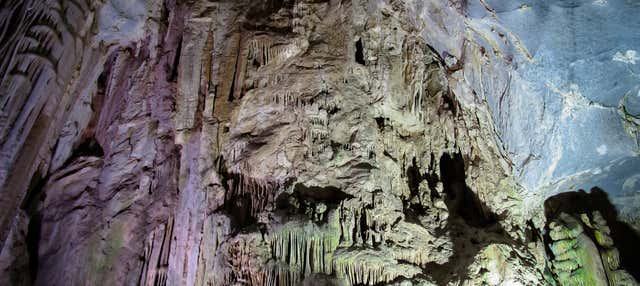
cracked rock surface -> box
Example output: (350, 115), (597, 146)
(0, 0), (638, 285)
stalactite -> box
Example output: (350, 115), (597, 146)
(339, 200), (366, 246)
(261, 262), (303, 286)
(249, 37), (272, 68)
(308, 128), (329, 142)
(383, 136), (411, 162)
(229, 141), (248, 163)
(268, 89), (324, 112)
(265, 209), (343, 284)
(547, 213), (608, 285)
(309, 116), (327, 127)
(401, 39), (431, 124)
(226, 170), (281, 217)
(413, 87), (425, 122)
(223, 238), (266, 286)
(248, 37), (294, 69)
(274, 74), (282, 84)
(138, 220), (173, 286)
(332, 249), (422, 285)
(269, 222), (340, 276)
(0, 0), (65, 141)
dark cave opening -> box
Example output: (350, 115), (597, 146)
(96, 67), (108, 95)
(25, 214), (41, 283)
(544, 188), (640, 281)
(418, 153), (507, 284)
(438, 92), (457, 116)
(21, 171), (46, 283)
(168, 36), (182, 82)
(247, 0), (291, 18)
(276, 183), (353, 225)
(439, 152), (496, 227)
(374, 117), (386, 130)
(60, 137), (104, 169)
(74, 137), (104, 158)
(224, 193), (258, 230)
(405, 157), (427, 217)
(291, 183), (352, 203)
(252, 58), (261, 68)
(228, 65), (238, 102)
(525, 219), (542, 244)
(400, 152), (512, 285)
(215, 159), (259, 231)
(355, 39), (365, 65)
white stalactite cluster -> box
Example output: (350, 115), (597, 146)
(248, 37), (296, 69)
(269, 91), (321, 110)
(333, 249), (422, 285)
(260, 262), (303, 286)
(337, 142), (376, 159)
(269, 222), (339, 276)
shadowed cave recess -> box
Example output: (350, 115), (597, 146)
(0, 0), (639, 285)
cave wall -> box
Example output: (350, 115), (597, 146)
(468, 0), (640, 229)
(0, 0), (637, 285)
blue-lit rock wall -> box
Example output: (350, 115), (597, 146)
(470, 0), (640, 224)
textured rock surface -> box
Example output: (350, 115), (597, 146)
(471, 0), (640, 229)
(0, 0), (638, 285)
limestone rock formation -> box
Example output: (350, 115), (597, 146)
(0, 0), (638, 286)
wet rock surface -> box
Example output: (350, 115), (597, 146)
(0, 0), (638, 285)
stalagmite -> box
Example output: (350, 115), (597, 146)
(547, 213), (609, 285)
(588, 212), (638, 285)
